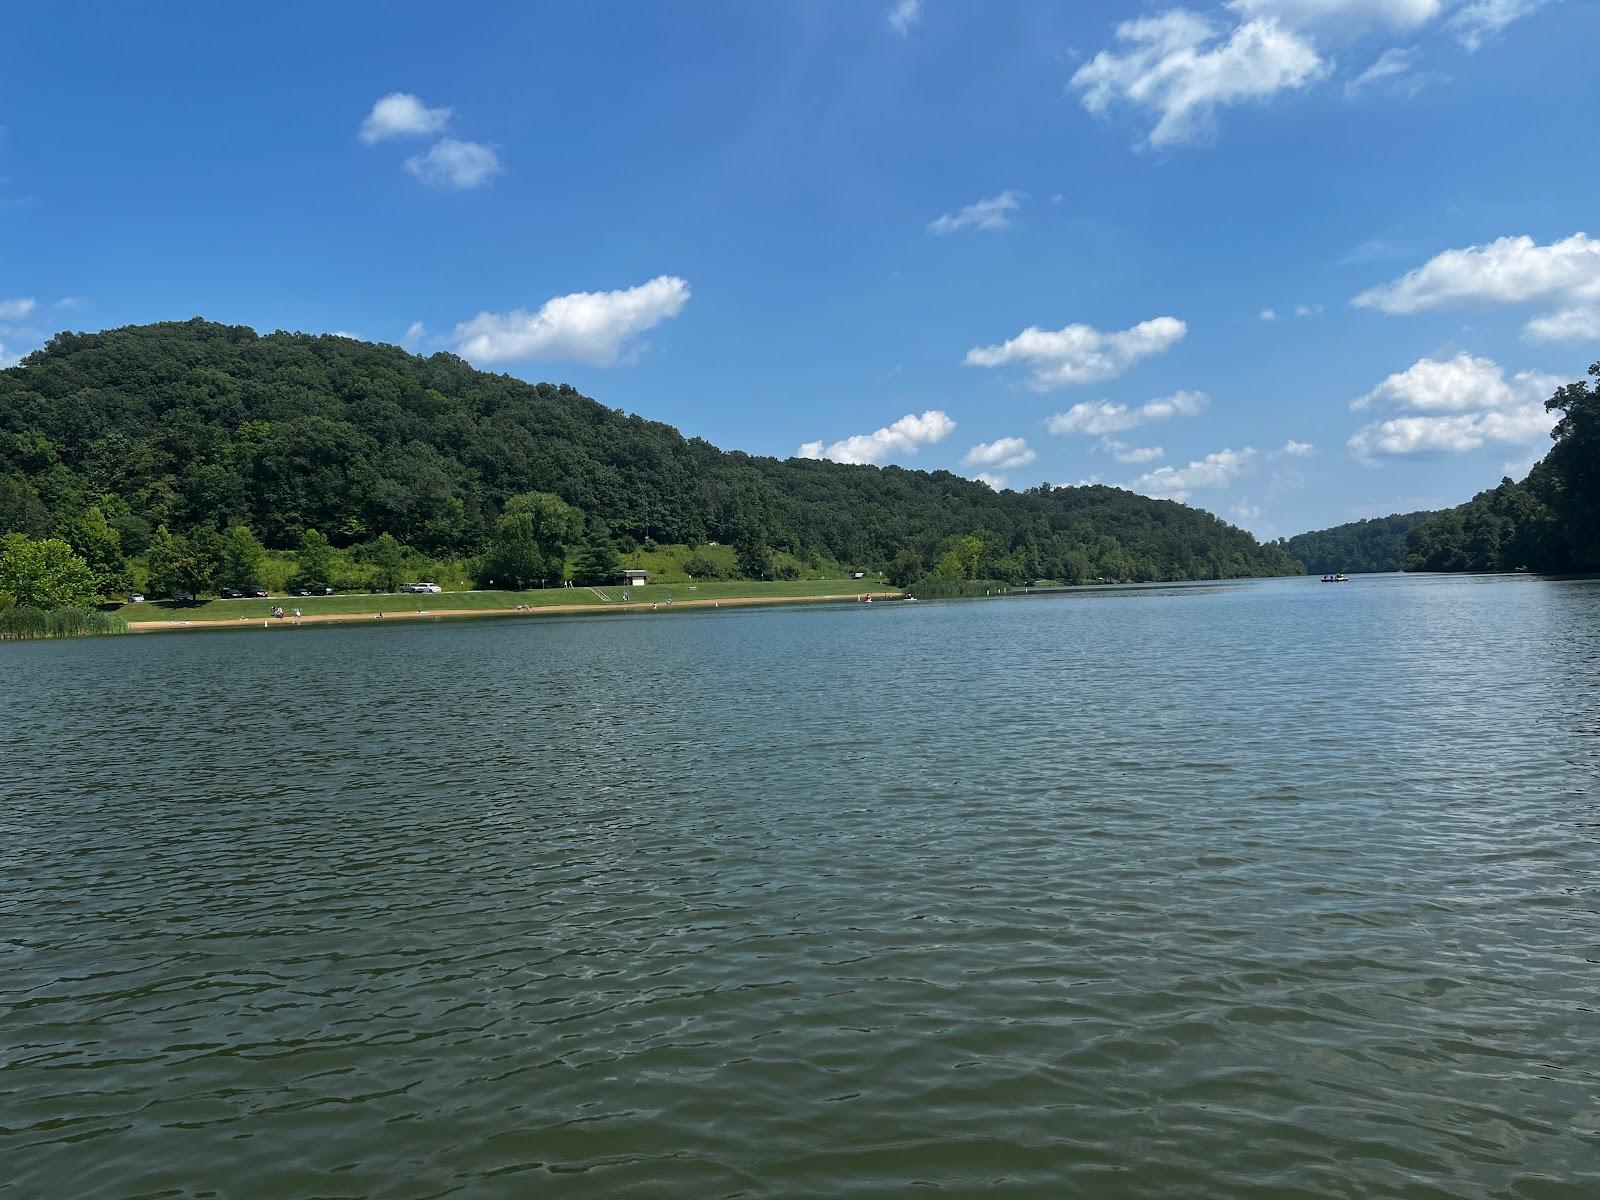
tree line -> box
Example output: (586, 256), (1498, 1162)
(0, 318), (1302, 604)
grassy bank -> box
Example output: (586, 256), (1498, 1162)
(122, 578), (897, 628)
(0, 607), (129, 640)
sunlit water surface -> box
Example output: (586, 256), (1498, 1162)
(3, 573), (1598, 1198)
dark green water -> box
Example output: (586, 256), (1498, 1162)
(4, 574), (1598, 1198)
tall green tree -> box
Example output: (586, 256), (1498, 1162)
(0, 534), (99, 609)
(219, 525), (266, 587)
(369, 532), (407, 592)
(64, 504), (130, 598)
(887, 548), (925, 588)
(294, 527), (337, 588)
(181, 527), (223, 596)
(144, 525), (186, 598)
(736, 532), (771, 580)
(573, 530), (622, 587)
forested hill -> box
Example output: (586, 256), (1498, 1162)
(1275, 511), (1439, 575)
(1404, 362), (1599, 575)
(0, 319), (1300, 585)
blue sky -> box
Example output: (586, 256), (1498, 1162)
(3, 0), (1597, 537)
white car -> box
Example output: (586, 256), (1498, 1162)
(127, 592), (145, 604)
(400, 582), (443, 594)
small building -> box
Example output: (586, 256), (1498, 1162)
(621, 569), (649, 587)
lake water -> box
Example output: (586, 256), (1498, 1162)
(4, 573), (1598, 1198)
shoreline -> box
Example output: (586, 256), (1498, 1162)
(126, 590), (909, 634)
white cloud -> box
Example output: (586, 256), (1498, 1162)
(1523, 306), (1600, 345)
(1047, 390), (1208, 436)
(1351, 352), (1558, 413)
(1071, 11), (1327, 147)
(1347, 352), (1561, 458)
(1227, 0), (1442, 35)
(328, 330), (361, 340)
(975, 472), (1008, 490)
(404, 139), (502, 189)
(0, 342), (17, 369)
(53, 296), (88, 311)
(1450, 0), (1550, 50)
(966, 316), (1187, 389)
(797, 409), (955, 466)
(1232, 501), (1264, 520)
(453, 275), (690, 366)
(1295, 303), (1323, 317)
(963, 436), (1036, 470)
(1132, 447), (1257, 502)
(1353, 233), (1600, 314)
(928, 190), (1023, 235)
(0, 297), (36, 319)
(402, 320), (428, 349)
(360, 93), (452, 143)
(887, 0), (921, 36)
(1344, 46), (1443, 98)
(1259, 307), (1278, 321)
(1099, 438), (1166, 464)
(1281, 439), (1316, 456)
(1349, 406), (1555, 456)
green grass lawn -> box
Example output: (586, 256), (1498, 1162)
(122, 578), (892, 623)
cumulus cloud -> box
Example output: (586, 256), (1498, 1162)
(974, 472), (1008, 490)
(0, 297), (36, 319)
(1226, 0), (1442, 35)
(966, 316), (1186, 389)
(1071, 10), (1327, 147)
(1351, 352), (1558, 413)
(1259, 307), (1278, 321)
(963, 436), (1037, 470)
(404, 139), (502, 189)
(453, 275), (690, 366)
(1047, 390), (1208, 436)
(1523, 306), (1600, 345)
(1132, 447), (1257, 502)
(1354, 233), (1600, 314)
(402, 320), (428, 349)
(1450, 0), (1550, 50)
(1349, 407), (1554, 457)
(797, 410), (955, 466)
(360, 93), (452, 143)
(1099, 438), (1166, 464)
(928, 190), (1023, 235)
(1281, 439), (1316, 456)
(1295, 303), (1323, 317)
(1347, 352), (1560, 458)
(887, 0), (921, 36)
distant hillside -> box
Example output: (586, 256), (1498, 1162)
(1276, 511), (1440, 575)
(0, 319), (1301, 586)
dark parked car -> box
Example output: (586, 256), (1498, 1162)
(244, 587), (268, 598)
(314, 586), (334, 595)
(219, 587), (243, 599)
(173, 591), (195, 604)
(291, 587), (311, 596)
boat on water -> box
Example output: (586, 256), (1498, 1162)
(1320, 573), (1350, 583)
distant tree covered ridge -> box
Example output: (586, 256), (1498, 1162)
(0, 318), (1301, 599)
(1275, 511), (1440, 575)
(1404, 362), (1600, 574)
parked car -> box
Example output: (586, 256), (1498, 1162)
(219, 587), (244, 599)
(313, 586), (334, 595)
(127, 592), (145, 604)
(400, 582), (443, 593)
(290, 587), (311, 596)
(244, 586), (268, 598)
(174, 591), (195, 604)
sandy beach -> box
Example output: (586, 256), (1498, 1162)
(127, 591), (908, 633)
